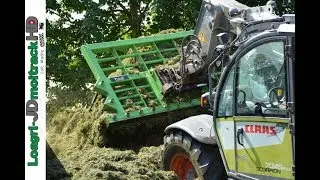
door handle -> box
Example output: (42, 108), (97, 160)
(237, 128), (244, 146)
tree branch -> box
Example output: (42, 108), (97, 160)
(47, 9), (60, 17)
(116, 1), (131, 17)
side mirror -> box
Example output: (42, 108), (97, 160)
(268, 87), (284, 107)
(201, 92), (214, 111)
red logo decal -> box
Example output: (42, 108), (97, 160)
(245, 125), (276, 135)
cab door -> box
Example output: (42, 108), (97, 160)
(233, 37), (294, 179)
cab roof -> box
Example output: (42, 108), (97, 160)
(277, 24), (295, 33)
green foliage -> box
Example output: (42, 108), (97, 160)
(236, 0), (295, 14)
(147, 0), (201, 33)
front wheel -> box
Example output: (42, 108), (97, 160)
(159, 131), (227, 180)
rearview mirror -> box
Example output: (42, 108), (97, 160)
(201, 92), (210, 109)
(201, 92), (215, 111)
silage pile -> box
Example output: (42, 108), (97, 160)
(46, 95), (178, 180)
(108, 28), (184, 78)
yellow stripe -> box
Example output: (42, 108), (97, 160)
(216, 116), (289, 123)
(234, 116), (289, 123)
(216, 117), (234, 121)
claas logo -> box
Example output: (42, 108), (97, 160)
(26, 16), (38, 40)
(245, 125), (276, 135)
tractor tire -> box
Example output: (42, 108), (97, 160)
(159, 131), (227, 180)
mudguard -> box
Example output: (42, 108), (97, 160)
(164, 114), (217, 145)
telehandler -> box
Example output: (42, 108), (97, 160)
(81, 0), (295, 179)
(158, 1), (295, 179)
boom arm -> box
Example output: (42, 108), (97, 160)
(156, 0), (279, 95)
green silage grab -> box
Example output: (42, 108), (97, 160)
(81, 30), (207, 123)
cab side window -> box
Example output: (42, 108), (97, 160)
(217, 67), (235, 117)
(236, 41), (287, 116)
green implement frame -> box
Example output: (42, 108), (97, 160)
(81, 30), (208, 123)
